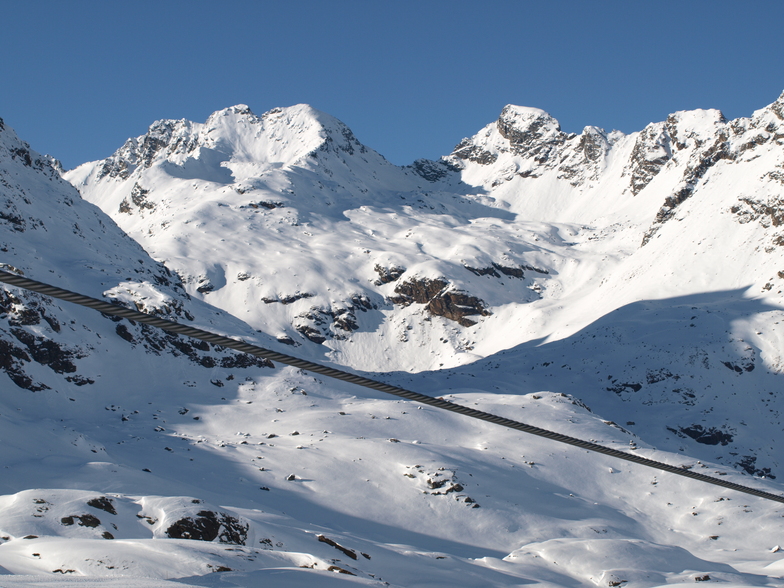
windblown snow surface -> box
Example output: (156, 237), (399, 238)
(1, 93), (784, 587)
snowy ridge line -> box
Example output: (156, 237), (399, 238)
(2, 268), (783, 505)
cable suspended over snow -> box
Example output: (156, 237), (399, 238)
(1, 267), (782, 505)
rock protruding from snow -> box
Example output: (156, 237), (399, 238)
(495, 105), (568, 161)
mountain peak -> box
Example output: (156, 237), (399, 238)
(749, 89), (784, 126)
(497, 104), (563, 144)
(204, 104), (260, 126)
(499, 104), (560, 126)
(447, 104), (569, 169)
(73, 103), (381, 185)
(220, 103), (253, 116)
(199, 103), (369, 162)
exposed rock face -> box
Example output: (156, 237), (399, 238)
(262, 292), (313, 305)
(166, 510), (248, 545)
(391, 278), (450, 306)
(244, 200), (283, 209)
(0, 338), (41, 390)
(390, 278), (490, 327)
(732, 196), (784, 228)
(87, 496), (117, 515)
(294, 324), (327, 344)
(677, 425), (734, 446)
(736, 455), (775, 479)
(409, 158), (459, 181)
(641, 130), (733, 245)
(317, 534), (357, 560)
(769, 91), (784, 121)
(310, 114), (368, 158)
(557, 126), (611, 186)
(373, 264), (406, 285)
(119, 183), (155, 214)
(10, 327), (81, 374)
(464, 262), (532, 279)
(496, 106), (569, 163)
(293, 294), (377, 344)
(0, 286), (95, 390)
(108, 315), (273, 370)
(625, 123), (673, 196)
(61, 514), (101, 528)
(97, 119), (198, 180)
(450, 139), (498, 165)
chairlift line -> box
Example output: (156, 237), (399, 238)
(1, 267), (783, 505)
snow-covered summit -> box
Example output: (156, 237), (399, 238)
(448, 104), (567, 166)
(443, 102), (622, 198)
(198, 103), (374, 169)
(69, 103), (393, 189)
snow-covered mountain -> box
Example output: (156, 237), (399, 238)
(1, 92), (784, 586)
(65, 94), (784, 475)
(66, 97), (784, 370)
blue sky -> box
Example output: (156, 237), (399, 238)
(2, 1), (783, 170)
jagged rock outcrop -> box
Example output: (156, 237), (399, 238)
(451, 139), (498, 166)
(495, 105), (570, 162)
(624, 122), (673, 195)
(642, 130), (733, 245)
(119, 182), (155, 214)
(97, 118), (199, 180)
(447, 105), (570, 169)
(390, 278), (490, 327)
(293, 295), (377, 343)
(373, 264), (406, 285)
(166, 510), (248, 545)
(463, 262), (544, 279)
(444, 104), (618, 189)
(409, 158), (459, 182)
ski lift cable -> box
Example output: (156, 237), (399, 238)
(1, 268), (782, 505)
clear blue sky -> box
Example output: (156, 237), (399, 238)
(2, 0), (783, 170)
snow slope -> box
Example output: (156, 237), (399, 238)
(0, 92), (783, 586)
